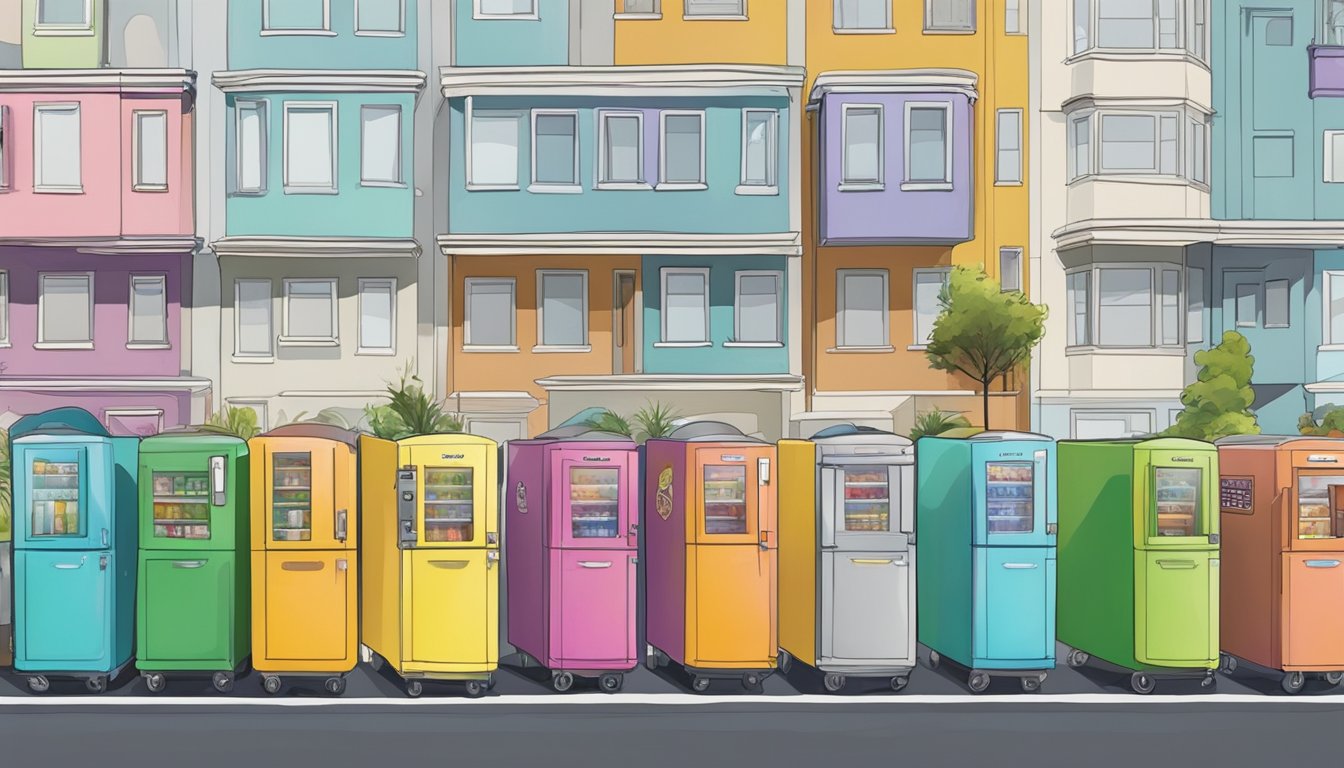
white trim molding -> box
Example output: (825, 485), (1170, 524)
(212, 70), (427, 94)
(440, 64), (805, 98)
(0, 376), (212, 393)
(0, 236), (199, 254)
(437, 232), (802, 257)
(808, 69), (979, 105)
(1054, 218), (1344, 250)
(535, 374), (805, 392)
(212, 236), (421, 258)
(0, 69), (195, 92)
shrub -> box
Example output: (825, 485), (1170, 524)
(1165, 331), (1260, 441)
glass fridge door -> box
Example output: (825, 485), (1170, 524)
(1153, 467), (1202, 538)
(28, 455), (84, 539)
(423, 467), (475, 543)
(1295, 474), (1344, 541)
(568, 465), (621, 540)
(151, 470), (211, 540)
(841, 466), (891, 533)
(271, 452), (313, 542)
(985, 461), (1035, 534)
(703, 464), (749, 535)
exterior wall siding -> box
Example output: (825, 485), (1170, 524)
(20, 0), (104, 68)
(227, 0), (418, 70)
(452, 0), (569, 66)
(613, 0), (787, 66)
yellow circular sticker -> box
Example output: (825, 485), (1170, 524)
(655, 465), (674, 520)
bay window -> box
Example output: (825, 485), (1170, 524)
(1068, 107), (1208, 183)
(1067, 265), (1188, 349)
(1072, 0), (1208, 59)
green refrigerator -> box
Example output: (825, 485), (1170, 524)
(1057, 437), (1219, 694)
(136, 432), (250, 693)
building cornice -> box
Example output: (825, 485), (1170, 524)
(0, 69), (195, 93)
(212, 69), (427, 94)
(211, 236), (421, 258)
(440, 64), (804, 98)
(535, 374), (805, 393)
(1061, 94), (1214, 116)
(0, 377), (213, 393)
(437, 232), (802, 257)
(1054, 218), (1344, 250)
(808, 69), (979, 104)
(0, 236), (200, 254)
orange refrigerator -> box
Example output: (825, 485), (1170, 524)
(1217, 436), (1344, 693)
(248, 424), (359, 695)
(643, 422), (777, 692)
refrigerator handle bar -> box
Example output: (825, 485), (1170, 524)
(335, 508), (348, 543)
(1155, 559), (1198, 569)
(281, 561), (326, 572)
(52, 557), (86, 570)
(172, 560), (206, 569)
(1305, 560), (1342, 568)
(820, 467), (836, 549)
(578, 561), (614, 569)
(428, 560), (470, 569)
(850, 558), (895, 565)
(1001, 562), (1039, 569)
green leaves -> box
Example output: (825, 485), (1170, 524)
(584, 401), (681, 443)
(584, 409), (634, 437)
(908, 410), (971, 441)
(368, 361), (463, 440)
(1164, 331), (1260, 441)
(203, 405), (261, 441)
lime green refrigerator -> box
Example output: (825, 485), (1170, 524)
(1057, 437), (1219, 694)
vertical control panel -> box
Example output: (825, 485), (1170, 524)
(397, 467), (418, 549)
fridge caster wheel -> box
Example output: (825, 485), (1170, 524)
(405, 680), (423, 698)
(822, 673), (846, 693)
(463, 680), (486, 698)
(1219, 653), (1238, 675)
(691, 676), (712, 693)
(212, 672), (234, 694)
(1200, 673), (1216, 689)
(486, 674), (497, 691)
(324, 677), (346, 696)
(890, 676), (909, 692)
(967, 671), (991, 694)
(552, 671), (575, 692)
(928, 650), (941, 670)
(742, 672), (762, 690)
(777, 650), (793, 675)
(262, 675), (282, 695)
(1130, 672), (1156, 694)
(27, 676), (50, 694)
(1324, 671), (1344, 686)
(1020, 676), (1042, 693)
(85, 676), (107, 694)
(1281, 671), (1306, 695)
(1066, 649), (1089, 668)
(598, 673), (623, 693)
(144, 673), (167, 694)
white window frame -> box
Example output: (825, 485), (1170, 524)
(903, 101), (953, 189)
(1188, 117), (1208, 185)
(261, 0), (334, 36)
(1159, 268), (1183, 345)
(465, 99), (524, 191)
(1006, 0), (1023, 34)
(473, 0), (540, 20)
(999, 247), (1023, 292)
(737, 108), (778, 194)
(683, 0), (747, 20)
(233, 278), (274, 360)
(833, 0), (894, 33)
(0, 269), (9, 347)
(283, 101), (338, 194)
(912, 267), (951, 348)
(1325, 130), (1344, 183)
(995, 108), (1022, 185)
(658, 267), (712, 346)
(616, 0), (662, 19)
(1265, 278), (1290, 330)
(354, 0), (406, 36)
(1070, 410), (1154, 439)
(33, 103), (81, 194)
(1323, 270), (1344, 348)
(730, 270), (784, 346)
(1068, 113), (1092, 181)
(1073, 0), (1209, 59)
(535, 269), (590, 351)
(924, 0), (976, 33)
(1324, 0), (1344, 46)
(360, 104), (404, 187)
(0, 105), (11, 191)
(464, 277), (518, 351)
(529, 109), (581, 193)
(356, 278), (397, 355)
(1186, 265), (1204, 344)
(36, 271), (94, 349)
(596, 110), (647, 189)
(836, 268), (891, 350)
(1069, 107), (1207, 182)
(33, 0), (92, 32)
(840, 103), (884, 190)
(280, 278), (339, 346)
(1067, 264), (1186, 350)
(1066, 269), (1092, 347)
(127, 274), (168, 348)
(1096, 266), (1155, 348)
(658, 110), (707, 190)
(235, 100), (268, 195)
(132, 110), (169, 192)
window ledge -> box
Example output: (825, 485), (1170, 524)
(34, 342), (93, 350)
(901, 182), (954, 191)
(683, 15), (749, 21)
(532, 344), (593, 353)
(595, 182), (653, 191)
(231, 355), (275, 364)
(922, 28), (976, 35)
(126, 342), (171, 350)
(474, 13), (541, 20)
(1069, 173), (1200, 187)
(828, 345), (895, 353)
(994, 181), (1023, 187)
(654, 341), (712, 348)
(1319, 344), (1344, 352)
(1065, 345), (1187, 356)
(31, 26), (95, 37)
(34, 185), (84, 195)
(354, 30), (406, 37)
(837, 182), (884, 192)
(724, 341), (783, 348)
(232, 189), (268, 197)
(735, 184), (778, 196)
(360, 180), (408, 189)
(655, 182), (708, 191)
(278, 336), (339, 348)
(260, 29), (338, 37)
(132, 184), (169, 193)
(463, 344), (520, 353)
(614, 12), (662, 20)
(1065, 49), (1210, 70)
(528, 183), (583, 195)
(356, 347), (397, 356)
(283, 186), (339, 195)
(0, 341), (11, 348)
(906, 344), (930, 352)
(466, 182), (521, 192)
(833, 27), (896, 35)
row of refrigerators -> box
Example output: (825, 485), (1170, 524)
(2, 407), (1342, 696)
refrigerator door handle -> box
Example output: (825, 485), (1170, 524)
(172, 560), (207, 569)
(428, 560), (470, 569)
(211, 455), (227, 506)
(1305, 560), (1342, 568)
(820, 468), (836, 548)
(52, 557), (87, 570)
(335, 508), (348, 543)
(101, 528), (109, 547)
(1155, 559), (1198, 569)
(578, 560), (613, 569)
(1001, 562), (1039, 570)
(850, 558), (895, 565)
(281, 561), (326, 572)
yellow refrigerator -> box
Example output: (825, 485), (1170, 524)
(360, 433), (500, 697)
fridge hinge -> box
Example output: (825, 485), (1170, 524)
(99, 555), (108, 571)
(487, 551), (499, 568)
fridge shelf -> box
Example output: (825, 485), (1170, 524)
(426, 484), (472, 490)
(275, 486), (311, 492)
(1299, 515), (1333, 521)
(425, 499), (472, 504)
(991, 480), (1033, 486)
(573, 515), (618, 521)
(153, 518), (207, 525)
(706, 514), (746, 521)
(272, 501), (310, 508)
(154, 495), (208, 503)
(273, 527), (309, 531)
(705, 499), (746, 504)
(844, 481), (889, 487)
(845, 498), (889, 504)
(426, 518), (472, 524)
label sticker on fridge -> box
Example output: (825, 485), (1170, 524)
(1220, 477), (1253, 511)
(515, 481), (528, 513)
(656, 466), (674, 521)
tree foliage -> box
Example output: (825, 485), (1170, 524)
(203, 405), (261, 440)
(1164, 331), (1260, 440)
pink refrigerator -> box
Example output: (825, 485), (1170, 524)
(505, 423), (639, 692)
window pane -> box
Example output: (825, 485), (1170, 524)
(737, 274), (779, 343)
(287, 281), (334, 339)
(1005, 0), (1020, 33)
(603, 114), (641, 183)
(664, 272), (707, 343)
(663, 114), (703, 184)
(541, 273), (585, 346)
(1068, 271), (1091, 346)
(1330, 0), (1344, 46)
(1157, 0), (1179, 48)
(1190, 121), (1207, 183)
(1187, 267), (1204, 343)
(1073, 0), (1090, 52)
(908, 107), (948, 182)
(38, 0), (86, 24)
(360, 281), (394, 350)
(1331, 274), (1344, 344)
(1235, 283), (1257, 328)
(286, 107), (334, 187)
(914, 270), (948, 345)
(471, 113), (519, 186)
(1159, 114), (1178, 174)
(1098, 268), (1152, 346)
(236, 280), (272, 355)
(467, 280), (514, 346)
(478, 0), (535, 13)
(42, 275), (91, 343)
(1000, 248), (1022, 292)
(130, 277), (166, 344)
(1330, 133), (1344, 183)
(534, 113), (577, 185)
(743, 111), (773, 186)
(843, 108), (881, 183)
(136, 112), (167, 188)
(835, 0), (888, 29)
(1190, 0), (1207, 56)
(684, 0), (743, 15)
(1265, 279), (1289, 328)
(1071, 116), (1091, 179)
(38, 106), (80, 188)
(1097, 0), (1155, 48)
(929, 0), (973, 29)
(361, 106), (400, 184)
(997, 110), (1021, 184)
(267, 0), (326, 29)
(1100, 114), (1156, 171)
(840, 273), (886, 347)
(238, 103), (266, 192)
(1160, 270), (1179, 345)
(357, 0), (401, 31)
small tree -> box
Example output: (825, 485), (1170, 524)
(925, 266), (1047, 429)
(1165, 330), (1260, 440)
